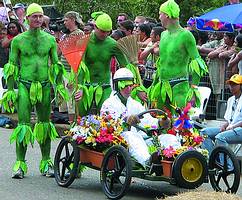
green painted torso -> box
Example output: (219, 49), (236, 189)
(84, 33), (128, 84)
(158, 27), (199, 80)
(9, 29), (58, 81)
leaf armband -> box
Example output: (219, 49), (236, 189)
(3, 63), (19, 81)
(49, 62), (68, 84)
(189, 57), (208, 77)
(0, 90), (17, 113)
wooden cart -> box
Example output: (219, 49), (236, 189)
(54, 110), (240, 199)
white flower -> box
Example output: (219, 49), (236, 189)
(71, 126), (88, 140)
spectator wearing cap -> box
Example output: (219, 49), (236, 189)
(12, 3), (27, 30)
(59, 11), (84, 122)
(201, 74), (242, 157)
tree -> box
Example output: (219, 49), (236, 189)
(12, 0), (228, 25)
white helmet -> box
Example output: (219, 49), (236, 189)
(113, 68), (134, 82)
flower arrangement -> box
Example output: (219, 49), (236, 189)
(68, 114), (128, 152)
(158, 145), (208, 161)
(148, 103), (208, 161)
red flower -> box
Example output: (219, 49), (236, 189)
(167, 128), (176, 135)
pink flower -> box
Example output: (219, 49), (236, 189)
(76, 136), (85, 144)
(163, 146), (176, 159)
(193, 136), (204, 144)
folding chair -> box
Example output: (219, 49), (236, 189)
(191, 86), (211, 128)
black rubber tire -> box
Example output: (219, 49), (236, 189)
(209, 146), (240, 193)
(54, 136), (80, 187)
(100, 146), (132, 200)
(172, 150), (208, 189)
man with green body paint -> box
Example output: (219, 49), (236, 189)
(150, 0), (207, 111)
(3, 3), (68, 179)
(75, 12), (129, 116)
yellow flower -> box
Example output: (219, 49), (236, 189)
(144, 125), (151, 129)
(85, 136), (95, 144)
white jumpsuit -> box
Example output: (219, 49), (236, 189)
(101, 92), (158, 167)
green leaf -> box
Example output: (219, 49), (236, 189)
(34, 123), (45, 144)
(164, 81), (172, 102)
(18, 127), (26, 143)
(190, 60), (200, 76)
(10, 128), (19, 144)
(48, 66), (55, 84)
(80, 62), (90, 83)
(49, 122), (58, 140)
(83, 96), (88, 111)
(161, 82), (167, 102)
(54, 63), (60, 75)
(37, 82), (43, 103)
(82, 85), (89, 111)
(87, 85), (94, 108)
(185, 88), (194, 103)
(194, 88), (201, 107)
(29, 83), (37, 105)
(95, 85), (103, 106)
(151, 82), (160, 100)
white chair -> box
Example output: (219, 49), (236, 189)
(192, 86), (211, 119)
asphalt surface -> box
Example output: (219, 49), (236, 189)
(0, 126), (241, 200)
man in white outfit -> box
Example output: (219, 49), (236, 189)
(101, 68), (180, 167)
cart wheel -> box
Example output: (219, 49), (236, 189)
(54, 136), (79, 187)
(100, 146), (132, 200)
(209, 146), (240, 193)
(173, 150), (207, 189)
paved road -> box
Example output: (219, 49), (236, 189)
(0, 127), (241, 200)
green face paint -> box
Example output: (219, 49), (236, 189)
(118, 80), (133, 90)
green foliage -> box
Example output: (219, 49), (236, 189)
(13, 0), (230, 25)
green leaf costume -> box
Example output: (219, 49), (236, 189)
(78, 29), (129, 116)
(3, 15), (66, 175)
(150, 0), (207, 111)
